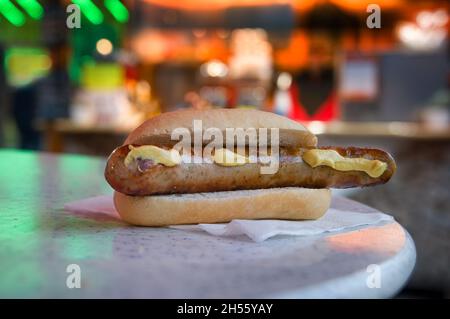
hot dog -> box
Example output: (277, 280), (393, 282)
(104, 109), (396, 226)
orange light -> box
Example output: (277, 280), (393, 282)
(142, 0), (290, 11)
(142, 0), (404, 12)
(96, 38), (113, 55)
(327, 223), (406, 254)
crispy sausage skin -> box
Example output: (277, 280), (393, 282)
(105, 145), (396, 196)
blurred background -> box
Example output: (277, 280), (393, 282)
(0, 0), (448, 297)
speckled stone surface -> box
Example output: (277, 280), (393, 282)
(0, 150), (416, 298)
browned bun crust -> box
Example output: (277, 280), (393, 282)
(114, 188), (331, 226)
(124, 109), (317, 148)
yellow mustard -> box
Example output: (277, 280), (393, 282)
(302, 149), (387, 178)
(124, 145), (181, 167)
(213, 148), (249, 166)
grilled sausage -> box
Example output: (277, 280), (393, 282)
(105, 145), (396, 196)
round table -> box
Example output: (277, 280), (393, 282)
(0, 150), (416, 298)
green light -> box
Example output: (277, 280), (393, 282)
(5, 47), (51, 87)
(72, 0), (104, 25)
(104, 0), (129, 23)
(16, 0), (44, 20)
(0, 0), (26, 26)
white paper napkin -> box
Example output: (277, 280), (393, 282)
(64, 195), (394, 242)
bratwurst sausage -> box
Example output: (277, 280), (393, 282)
(104, 145), (396, 196)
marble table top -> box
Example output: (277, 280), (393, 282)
(0, 150), (416, 298)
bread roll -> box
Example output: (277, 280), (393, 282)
(124, 109), (317, 148)
(114, 188), (331, 226)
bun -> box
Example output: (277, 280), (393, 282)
(124, 109), (317, 148)
(114, 188), (331, 226)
